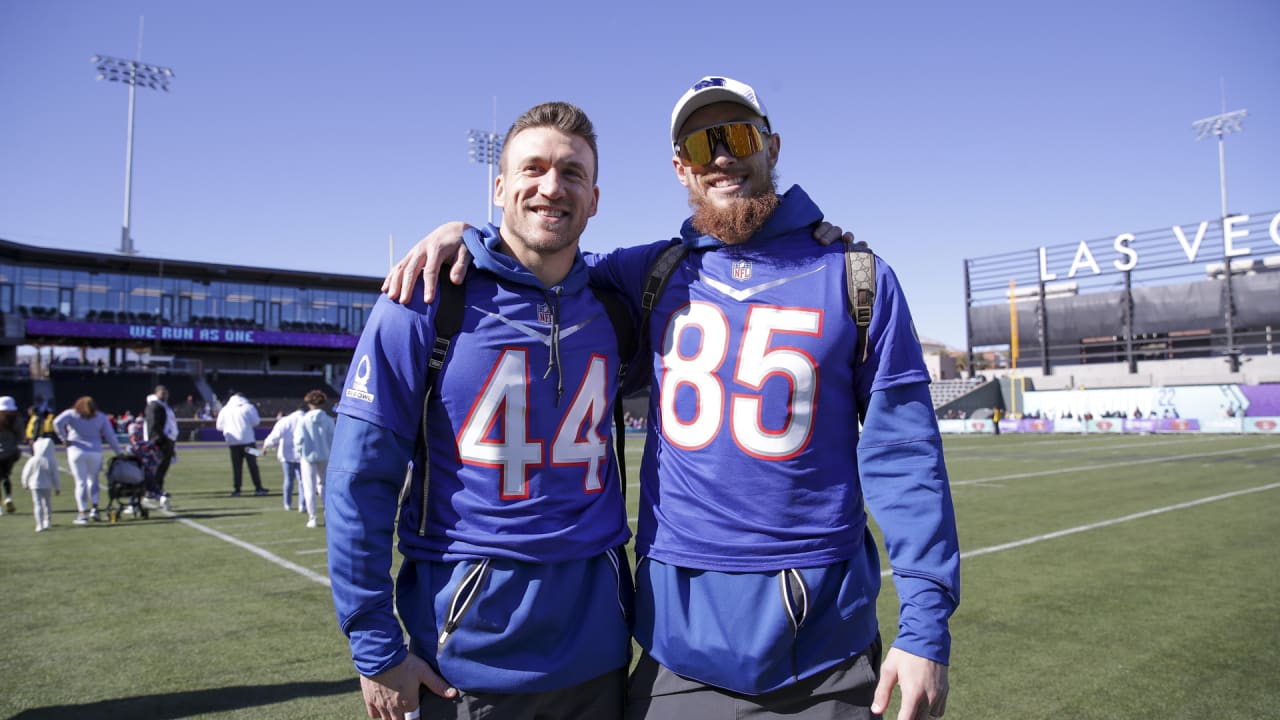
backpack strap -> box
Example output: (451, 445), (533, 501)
(640, 243), (689, 344)
(844, 240), (875, 364)
(589, 286), (637, 501)
(412, 274), (467, 536)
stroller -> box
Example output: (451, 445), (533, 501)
(106, 453), (149, 522)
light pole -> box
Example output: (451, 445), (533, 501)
(1192, 107), (1247, 372)
(467, 129), (504, 225)
(91, 40), (175, 256)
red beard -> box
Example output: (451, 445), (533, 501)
(688, 173), (780, 245)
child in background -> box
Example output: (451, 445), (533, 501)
(22, 436), (61, 531)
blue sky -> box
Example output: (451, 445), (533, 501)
(2, 0), (1277, 349)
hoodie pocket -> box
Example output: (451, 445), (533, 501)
(436, 558), (492, 652)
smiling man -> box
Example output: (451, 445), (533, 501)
(326, 102), (634, 720)
(384, 76), (960, 720)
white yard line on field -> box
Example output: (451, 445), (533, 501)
(951, 442), (1280, 487)
(881, 481), (1280, 576)
(159, 507), (331, 587)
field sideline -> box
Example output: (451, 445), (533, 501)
(2, 433), (1277, 719)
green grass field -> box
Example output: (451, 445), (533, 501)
(2, 433), (1278, 719)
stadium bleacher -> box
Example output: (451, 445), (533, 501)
(205, 371), (339, 419)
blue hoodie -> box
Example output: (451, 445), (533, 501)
(327, 224), (633, 692)
(585, 186), (960, 694)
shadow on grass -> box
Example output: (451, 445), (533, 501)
(11, 677), (360, 719)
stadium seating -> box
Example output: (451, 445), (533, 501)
(928, 377), (987, 409)
(205, 371), (339, 419)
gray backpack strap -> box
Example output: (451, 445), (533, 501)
(844, 241), (875, 364)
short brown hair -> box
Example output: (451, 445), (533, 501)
(74, 396), (97, 418)
(499, 102), (599, 183)
(304, 390), (328, 408)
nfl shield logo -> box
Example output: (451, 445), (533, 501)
(732, 260), (752, 281)
(537, 303), (552, 324)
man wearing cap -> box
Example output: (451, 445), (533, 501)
(144, 384), (178, 507)
(388, 76), (959, 720)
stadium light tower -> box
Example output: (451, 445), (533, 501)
(91, 21), (175, 256)
(467, 129), (505, 225)
(1192, 107), (1247, 372)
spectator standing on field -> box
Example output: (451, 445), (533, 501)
(53, 396), (121, 524)
(0, 396), (24, 514)
(263, 406), (306, 512)
(21, 436), (60, 531)
(292, 390), (333, 529)
(215, 391), (267, 497)
(144, 385), (179, 505)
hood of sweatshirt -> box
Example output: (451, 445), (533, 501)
(678, 185), (823, 250)
(462, 223), (591, 294)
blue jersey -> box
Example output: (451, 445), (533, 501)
(587, 186), (960, 693)
(327, 225), (633, 690)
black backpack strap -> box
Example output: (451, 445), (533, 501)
(640, 242), (689, 344)
(589, 286), (637, 501)
(412, 274), (467, 536)
(844, 240), (875, 364)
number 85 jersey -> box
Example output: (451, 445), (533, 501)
(589, 186), (932, 572)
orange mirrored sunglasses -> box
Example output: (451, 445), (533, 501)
(675, 122), (768, 167)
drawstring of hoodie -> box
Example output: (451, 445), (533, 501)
(542, 286), (564, 405)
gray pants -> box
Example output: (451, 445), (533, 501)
(626, 636), (882, 720)
(417, 666), (625, 720)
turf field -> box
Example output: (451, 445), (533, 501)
(1, 433), (1277, 719)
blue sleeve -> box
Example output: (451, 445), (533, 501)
(338, 294), (433, 444)
(326, 414), (416, 677)
(857, 382), (960, 665)
(584, 240), (677, 309)
(856, 258), (931, 410)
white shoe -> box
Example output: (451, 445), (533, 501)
(305, 517), (317, 528)
(160, 495), (171, 511)
(35, 526), (44, 533)
(123, 505), (135, 515)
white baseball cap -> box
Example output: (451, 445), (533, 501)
(0, 396), (16, 412)
(670, 76), (770, 147)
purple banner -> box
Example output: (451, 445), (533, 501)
(25, 319), (357, 349)
(1240, 385), (1280, 417)
(1123, 418), (1158, 433)
(1157, 418), (1201, 433)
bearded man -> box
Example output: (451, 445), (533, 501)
(387, 76), (959, 720)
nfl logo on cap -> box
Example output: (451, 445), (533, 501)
(732, 259), (752, 281)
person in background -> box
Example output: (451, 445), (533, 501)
(53, 396), (122, 525)
(263, 405), (306, 512)
(292, 390), (333, 529)
(145, 385), (178, 507)
(0, 396), (23, 514)
(216, 391), (267, 497)
(21, 436), (60, 532)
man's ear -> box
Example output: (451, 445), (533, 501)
(766, 132), (781, 168)
(672, 156), (691, 188)
(492, 173), (505, 209)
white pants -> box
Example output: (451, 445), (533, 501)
(67, 446), (103, 513)
(30, 487), (53, 530)
(299, 459), (327, 521)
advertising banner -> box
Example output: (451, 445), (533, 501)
(1085, 419), (1124, 434)
(1199, 418), (1244, 434)
(1123, 418), (1159, 434)
(1054, 418), (1085, 433)
(25, 319), (357, 350)
(1156, 418), (1200, 433)
(1244, 417), (1280, 434)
